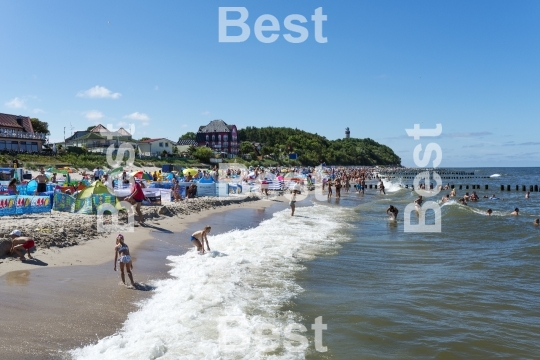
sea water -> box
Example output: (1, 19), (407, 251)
(72, 167), (540, 359)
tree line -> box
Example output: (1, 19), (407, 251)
(237, 126), (401, 166)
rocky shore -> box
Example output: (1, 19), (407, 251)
(0, 196), (259, 256)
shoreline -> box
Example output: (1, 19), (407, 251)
(0, 195), (294, 359)
(0, 195), (278, 276)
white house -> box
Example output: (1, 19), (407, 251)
(138, 138), (176, 157)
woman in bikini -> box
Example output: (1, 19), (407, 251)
(114, 234), (136, 288)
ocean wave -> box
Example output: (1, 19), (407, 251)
(70, 204), (351, 360)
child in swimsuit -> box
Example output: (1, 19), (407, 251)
(114, 234), (135, 288)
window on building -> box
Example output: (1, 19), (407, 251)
(10, 141), (18, 151)
(20, 142), (27, 152)
(0, 141), (5, 150)
(212, 135), (215, 141)
(31, 142), (38, 152)
(206, 135), (209, 141)
(159, 142), (163, 147)
(165, 143), (169, 147)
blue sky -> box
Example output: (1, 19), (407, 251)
(1, 1), (538, 166)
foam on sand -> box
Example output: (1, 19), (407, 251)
(70, 204), (351, 360)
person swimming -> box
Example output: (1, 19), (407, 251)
(486, 209), (493, 216)
(534, 219), (539, 226)
(511, 208), (519, 216)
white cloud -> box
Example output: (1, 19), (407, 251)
(33, 108), (45, 114)
(85, 110), (104, 120)
(201, 111), (210, 116)
(123, 112), (150, 121)
(5, 97), (26, 109)
(182, 124), (188, 128)
(142, 122), (149, 126)
(77, 86), (122, 99)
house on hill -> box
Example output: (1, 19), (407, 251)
(64, 124), (134, 153)
(196, 119), (239, 155)
(138, 138), (177, 157)
(0, 112), (48, 152)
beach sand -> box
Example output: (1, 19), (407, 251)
(0, 195), (291, 359)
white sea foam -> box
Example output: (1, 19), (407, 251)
(490, 174), (502, 178)
(70, 204), (350, 360)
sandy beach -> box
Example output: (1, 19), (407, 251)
(0, 193), (294, 359)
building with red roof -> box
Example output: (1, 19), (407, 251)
(0, 112), (47, 152)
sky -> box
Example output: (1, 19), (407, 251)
(1, 1), (539, 167)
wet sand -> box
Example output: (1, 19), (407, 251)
(0, 199), (289, 359)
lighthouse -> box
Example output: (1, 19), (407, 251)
(345, 127), (350, 139)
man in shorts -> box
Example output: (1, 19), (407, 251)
(191, 226), (211, 254)
(9, 230), (35, 261)
(34, 168), (48, 194)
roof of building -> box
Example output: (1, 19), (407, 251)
(198, 119), (234, 133)
(177, 139), (198, 146)
(139, 138), (175, 143)
(117, 127), (131, 136)
(0, 113), (34, 133)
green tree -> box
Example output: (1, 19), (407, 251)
(240, 141), (255, 155)
(140, 137), (151, 141)
(86, 126), (96, 131)
(172, 146), (179, 154)
(30, 118), (50, 135)
(193, 146), (213, 163)
(179, 132), (196, 141)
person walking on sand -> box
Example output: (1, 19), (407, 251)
(190, 226), (211, 254)
(126, 180), (145, 224)
(9, 230), (34, 261)
(114, 234), (136, 288)
(289, 190), (297, 216)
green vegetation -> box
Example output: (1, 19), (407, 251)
(238, 127), (401, 166)
(0, 153), (201, 171)
(192, 147), (213, 163)
(30, 118), (50, 135)
(179, 132), (196, 141)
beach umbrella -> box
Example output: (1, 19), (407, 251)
(141, 172), (152, 180)
(183, 168), (198, 176)
(131, 170), (143, 178)
(109, 167), (123, 178)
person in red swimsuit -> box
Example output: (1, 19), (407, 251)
(9, 230), (35, 261)
(126, 180), (146, 224)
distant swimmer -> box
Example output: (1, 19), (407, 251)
(534, 219), (539, 226)
(511, 208), (519, 216)
(526, 191), (530, 199)
(191, 226), (211, 254)
(450, 188), (456, 197)
(458, 197), (468, 205)
(441, 194), (450, 203)
(414, 195), (423, 208)
(486, 209), (493, 216)
(114, 234), (135, 288)
(489, 194), (499, 200)
(386, 205), (399, 220)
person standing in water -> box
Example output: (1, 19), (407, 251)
(327, 179), (333, 198)
(191, 226), (211, 254)
(114, 234), (136, 288)
(289, 190), (297, 216)
(386, 205), (399, 220)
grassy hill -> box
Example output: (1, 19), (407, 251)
(238, 126), (401, 166)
